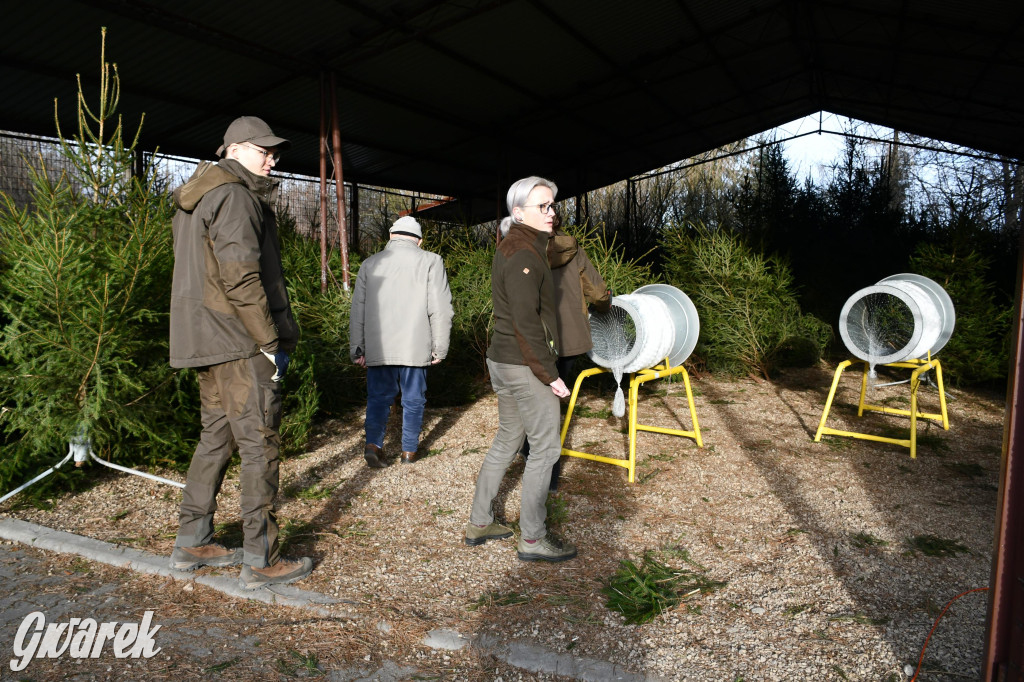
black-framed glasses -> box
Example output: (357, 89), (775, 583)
(525, 202), (556, 214)
(243, 143), (280, 162)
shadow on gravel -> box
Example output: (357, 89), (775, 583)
(700, 363), (998, 678)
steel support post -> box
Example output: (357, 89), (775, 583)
(329, 72), (350, 291)
(984, 230), (1024, 682)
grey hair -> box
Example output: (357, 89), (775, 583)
(506, 176), (558, 216)
(499, 216), (513, 237)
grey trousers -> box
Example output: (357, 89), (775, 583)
(470, 359), (562, 541)
(175, 355), (282, 568)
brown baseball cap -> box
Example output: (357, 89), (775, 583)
(216, 116), (291, 157)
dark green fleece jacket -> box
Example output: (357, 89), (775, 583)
(486, 222), (559, 384)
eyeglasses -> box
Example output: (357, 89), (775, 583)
(242, 143), (280, 162)
(524, 202), (556, 214)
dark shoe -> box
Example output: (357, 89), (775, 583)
(465, 521), (513, 546)
(517, 534), (577, 562)
(239, 557), (313, 590)
(364, 443), (389, 468)
(549, 458), (562, 492)
(401, 450), (421, 464)
(169, 544), (243, 571)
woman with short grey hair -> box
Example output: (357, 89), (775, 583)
(464, 176), (577, 562)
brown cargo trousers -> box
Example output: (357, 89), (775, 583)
(174, 355), (282, 568)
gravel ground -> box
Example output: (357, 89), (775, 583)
(0, 362), (1004, 681)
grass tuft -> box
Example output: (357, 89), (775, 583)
(907, 534), (970, 557)
(850, 531), (889, 549)
(602, 551), (726, 625)
(467, 591), (530, 611)
(546, 494), (569, 525)
(576, 405), (613, 419)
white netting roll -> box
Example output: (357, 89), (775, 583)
(838, 273), (954, 378)
(588, 293), (675, 417)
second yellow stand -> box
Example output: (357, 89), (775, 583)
(814, 358), (949, 458)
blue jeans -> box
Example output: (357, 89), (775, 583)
(365, 365), (428, 452)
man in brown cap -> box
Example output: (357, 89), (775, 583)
(167, 116), (313, 589)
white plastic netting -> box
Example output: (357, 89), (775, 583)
(588, 293), (675, 417)
(838, 274), (952, 380)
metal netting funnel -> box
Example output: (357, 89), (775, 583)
(588, 293), (675, 417)
(588, 294), (674, 374)
(588, 286), (699, 418)
(633, 284), (700, 368)
(838, 274), (955, 369)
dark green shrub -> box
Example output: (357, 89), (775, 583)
(909, 242), (1011, 386)
(775, 335), (823, 368)
(276, 217), (364, 450)
(428, 227), (494, 405)
(661, 222), (832, 377)
(568, 221), (658, 297)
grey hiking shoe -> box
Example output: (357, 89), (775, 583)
(517, 534), (577, 562)
(239, 557), (314, 590)
(465, 521), (513, 546)
(169, 544), (243, 571)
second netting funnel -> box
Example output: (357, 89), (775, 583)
(838, 273), (955, 377)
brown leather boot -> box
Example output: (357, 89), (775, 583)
(239, 557), (313, 590)
(169, 543), (243, 571)
(401, 450), (421, 464)
(364, 443), (389, 468)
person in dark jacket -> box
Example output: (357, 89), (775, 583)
(167, 116), (312, 590)
(507, 215), (610, 491)
(465, 176), (577, 562)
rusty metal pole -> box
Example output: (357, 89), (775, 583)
(984, 227), (1024, 681)
(329, 72), (351, 291)
(318, 72), (329, 295)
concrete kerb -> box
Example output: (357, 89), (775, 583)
(0, 517), (347, 615)
(0, 518), (666, 682)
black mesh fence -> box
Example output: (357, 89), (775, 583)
(1, 131), (449, 251)
(0, 132), (81, 209)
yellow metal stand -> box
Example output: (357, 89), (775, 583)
(560, 362), (702, 482)
(814, 358), (949, 458)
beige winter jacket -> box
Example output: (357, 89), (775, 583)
(349, 237), (453, 367)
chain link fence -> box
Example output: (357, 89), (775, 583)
(1, 131), (449, 252)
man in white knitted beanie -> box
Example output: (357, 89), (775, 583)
(349, 216), (454, 466)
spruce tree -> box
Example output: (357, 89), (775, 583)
(0, 30), (195, 496)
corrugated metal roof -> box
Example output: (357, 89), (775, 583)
(2, 0), (1022, 221)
